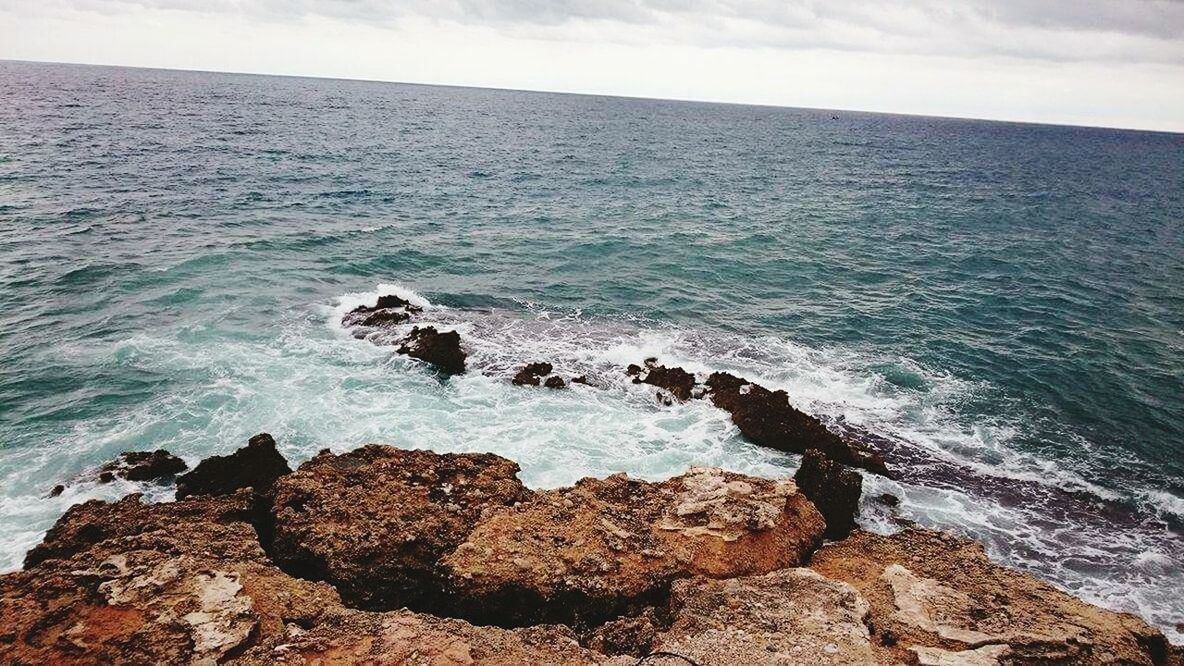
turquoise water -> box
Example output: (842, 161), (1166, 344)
(1, 61), (1182, 638)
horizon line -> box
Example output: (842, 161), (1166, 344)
(5, 57), (1182, 137)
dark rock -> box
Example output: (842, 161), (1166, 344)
(512, 362), (553, 386)
(270, 445), (533, 612)
(397, 326), (467, 375)
(48, 485), (64, 498)
(625, 364), (643, 377)
(706, 371), (890, 477)
(543, 376), (566, 389)
(638, 364), (696, 402)
(571, 375), (593, 386)
(341, 294), (423, 328)
(97, 450), (187, 484)
(877, 493), (901, 507)
(794, 449), (862, 539)
(175, 433), (292, 500)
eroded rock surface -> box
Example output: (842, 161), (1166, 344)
(175, 433), (292, 500)
(397, 325), (467, 375)
(3, 491), (338, 665)
(443, 467), (825, 627)
(706, 371), (890, 476)
(795, 448), (862, 539)
(270, 445), (533, 611)
(810, 527), (1172, 665)
(649, 568), (876, 665)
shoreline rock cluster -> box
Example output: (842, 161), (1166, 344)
(3, 435), (1179, 664)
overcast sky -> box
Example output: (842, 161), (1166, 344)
(2, 0), (1183, 131)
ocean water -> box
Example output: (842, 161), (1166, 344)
(1, 60), (1182, 639)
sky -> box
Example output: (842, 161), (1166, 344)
(1, 0), (1183, 132)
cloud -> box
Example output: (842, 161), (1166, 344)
(6, 0), (1184, 64)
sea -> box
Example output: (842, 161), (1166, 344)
(1, 60), (1181, 640)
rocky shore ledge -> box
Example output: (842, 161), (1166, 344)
(3, 435), (1180, 665)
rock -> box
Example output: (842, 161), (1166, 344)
(636, 362), (696, 402)
(810, 528), (1172, 665)
(48, 484), (64, 497)
(625, 364), (642, 377)
(270, 445), (533, 611)
(794, 449), (862, 539)
(649, 568), (876, 665)
(877, 492), (901, 507)
(442, 467), (825, 627)
(571, 375), (593, 386)
(175, 433), (292, 500)
(341, 294), (423, 328)
(234, 607), (613, 665)
(4, 492), (339, 665)
(544, 376), (567, 389)
(912, 644), (1012, 665)
(705, 371), (890, 476)
(98, 449), (188, 483)
(513, 362), (553, 386)
(397, 326), (467, 375)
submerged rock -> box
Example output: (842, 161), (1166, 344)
(397, 325), (467, 375)
(270, 445), (533, 611)
(341, 293), (423, 328)
(442, 467), (825, 627)
(634, 362), (696, 402)
(98, 449), (188, 483)
(175, 433), (292, 500)
(705, 371), (890, 476)
(794, 448), (862, 539)
(810, 527), (1172, 665)
(512, 361), (554, 386)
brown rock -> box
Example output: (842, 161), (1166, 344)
(705, 371), (890, 477)
(175, 433), (292, 500)
(234, 607), (610, 665)
(544, 376), (567, 389)
(443, 467), (825, 627)
(98, 449), (187, 483)
(649, 568), (876, 665)
(397, 326), (467, 375)
(810, 528), (1173, 665)
(512, 362), (553, 386)
(269, 445), (533, 611)
(637, 363), (696, 402)
(3, 492), (339, 666)
(794, 448), (862, 539)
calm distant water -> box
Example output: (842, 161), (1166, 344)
(1, 60), (1182, 638)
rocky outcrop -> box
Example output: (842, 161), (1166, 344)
(795, 448), (862, 539)
(269, 446), (533, 611)
(341, 294), (423, 329)
(233, 608), (613, 665)
(810, 528), (1173, 665)
(513, 362), (553, 386)
(4, 491), (339, 665)
(632, 360), (696, 402)
(443, 467), (825, 627)
(175, 433), (291, 500)
(4, 444), (1177, 665)
(97, 449), (187, 483)
(647, 568), (876, 664)
(706, 371), (890, 476)
(397, 326), (467, 375)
